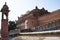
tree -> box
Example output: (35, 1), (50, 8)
(8, 21), (17, 31)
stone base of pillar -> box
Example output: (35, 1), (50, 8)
(1, 19), (8, 38)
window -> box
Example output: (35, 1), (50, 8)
(3, 14), (7, 19)
(25, 20), (28, 29)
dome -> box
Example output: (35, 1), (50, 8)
(30, 6), (50, 17)
(3, 2), (9, 10)
(1, 2), (9, 12)
(30, 6), (40, 13)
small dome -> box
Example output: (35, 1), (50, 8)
(1, 2), (10, 12)
(30, 6), (40, 13)
(3, 2), (9, 9)
(35, 6), (38, 9)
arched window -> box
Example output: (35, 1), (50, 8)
(3, 14), (7, 19)
(25, 20), (28, 29)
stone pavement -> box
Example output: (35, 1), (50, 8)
(11, 36), (60, 40)
(4, 36), (60, 40)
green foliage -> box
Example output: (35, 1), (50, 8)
(8, 21), (17, 31)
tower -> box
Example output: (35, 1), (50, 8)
(0, 2), (10, 38)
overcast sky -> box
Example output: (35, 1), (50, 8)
(0, 0), (60, 29)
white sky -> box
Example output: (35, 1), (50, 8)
(0, 0), (60, 29)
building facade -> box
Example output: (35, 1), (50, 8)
(16, 6), (60, 32)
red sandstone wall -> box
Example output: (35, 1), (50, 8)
(1, 19), (8, 37)
(27, 15), (38, 29)
(0, 38), (3, 40)
(17, 9), (60, 30)
(38, 11), (60, 25)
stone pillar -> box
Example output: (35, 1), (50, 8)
(0, 2), (10, 40)
(1, 19), (8, 37)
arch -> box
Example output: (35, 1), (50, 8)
(25, 20), (28, 29)
(3, 14), (7, 19)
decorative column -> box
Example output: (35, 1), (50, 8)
(0, 2), (10, 38)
